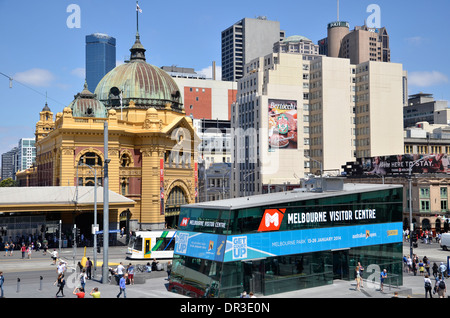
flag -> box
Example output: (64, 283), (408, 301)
(136, 3), (142, 13)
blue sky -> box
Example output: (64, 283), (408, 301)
(0, 0), (449, 157)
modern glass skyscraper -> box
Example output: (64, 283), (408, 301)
(85, 33), (116, 92)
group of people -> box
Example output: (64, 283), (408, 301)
(403, 229), (442, 244)
(354, 262), (388, 292)
(403, 253), (448, 298)
(53, 257), (101, 298)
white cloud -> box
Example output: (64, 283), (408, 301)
(197, 65), (222, 80)
(13, 68), (55, 87)
(71, 67), (85, 79)
(404, 36), (426, 46)
(409, 71), (449, 87)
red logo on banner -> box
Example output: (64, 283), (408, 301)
(258, 209), (286, 232)
(180, 218), (190, 227)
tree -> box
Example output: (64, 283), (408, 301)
(0, 178), (17, 187)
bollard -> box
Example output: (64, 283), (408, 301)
(16, 278), (20, 293)
(39, 276), (43, 291)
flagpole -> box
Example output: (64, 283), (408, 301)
(136, 1), (139, 33)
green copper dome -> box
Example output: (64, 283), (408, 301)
(94, 33), (183, 111)
(69, 81), (107, 118)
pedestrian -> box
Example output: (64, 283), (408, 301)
(358, 262), (364, 287)
(73, 287), (85, 298)
(407, 256), (412, 273)
(127, 263), (135, 285)
(424, 275), (433, 298)
(85, 257), (92, 279)
(57, 260), (67, 277)
(437, 277), (447, 298)
(9, 242), (14, 256)
(432, 262), (439, 278)
(439, 262), (447, 278)
(55, 273), (65, 297)
(116, 262), (125, 279)
(418, 259), (424, 276)
(380, 269), (387, 292)
(79, 269), (87, 290)
(90, 287), (101, 298)
(355, 265), (361, 291)
(4, 243), (9, 257)
(117, 273), (127, 298)
(167, 261), (172, 280)
(0, 271), (4, 298)
(20, 244), (26, 259)
(50, 249), (58, 265)
(27, 245), (32, 259)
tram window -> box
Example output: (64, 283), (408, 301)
(155, 237), (175, 251)
(134, 237), (143, 251)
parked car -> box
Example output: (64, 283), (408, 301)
(440, 233), (450, 251)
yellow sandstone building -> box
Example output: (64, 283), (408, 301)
(25, 32), (198, 232)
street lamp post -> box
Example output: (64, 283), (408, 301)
(408, 154), (435, 259)
(77, 162), (98, 278)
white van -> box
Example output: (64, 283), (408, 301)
(440, 233), (450, 251)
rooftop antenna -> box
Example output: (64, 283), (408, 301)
(337, 0), (340, 21)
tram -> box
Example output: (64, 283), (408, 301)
(126, 230), (176, 260)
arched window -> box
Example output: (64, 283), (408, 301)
(166, 186), (187, 207)
(120, 153), (132, 167)
(79, 152), (102, 167)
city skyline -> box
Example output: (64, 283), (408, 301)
(0, 0), (449, 157)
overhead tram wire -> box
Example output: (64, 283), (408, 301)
(0, 71), (67, 107)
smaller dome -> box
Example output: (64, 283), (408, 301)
(69, 81), (108, 118)
(282, 35), (312, 43)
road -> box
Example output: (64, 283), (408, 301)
(0, 240), (448, 299)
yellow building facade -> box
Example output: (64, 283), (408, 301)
(29, 32), (199, 231)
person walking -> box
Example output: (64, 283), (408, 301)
(380, 269), (387, 292)
(0, 271), (4, 298)
(4, 243), (9, 257)
(127, 263), (135, 285)
(54, 273), (66, 297)
(358, 262), (364, 287)
(167, 261), (172, 280)
(432, 262), (439, 278)
(439, 262), (447, 278)
(79, 269), (87, 291)
(437, 277), (447, 298)
(117, 273), (127, 298)
(424, 275), (433, 298)
(20, 244), (26, 259)
(85, 257), (92, 280)
(355, 265), (361, 291)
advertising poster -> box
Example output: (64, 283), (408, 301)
(359, 154), (450, 176)
(268, 99), (298, 150)
(160, 158), (164, 215)
(175, 231), (226, 262)
(222, 222), (403, 262)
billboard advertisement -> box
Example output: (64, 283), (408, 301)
(359, 154), (450, 176)
(174, 222), (402, 263)
(268, 99), (298, 150)
(223, 222), (403, 262)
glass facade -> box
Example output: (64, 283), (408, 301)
(169, 187), (404, 298)
(86, 34), (116, 92)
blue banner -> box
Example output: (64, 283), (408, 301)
(175, 222), (402, 263)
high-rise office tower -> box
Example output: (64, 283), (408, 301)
(318, 22), (391, 65)
(231, 52), (406, 197)
(1, 147), (18, 180)
(221, 17), (285, 82)
(17, 138), (36, 172)
(85, 33), (116, 92)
